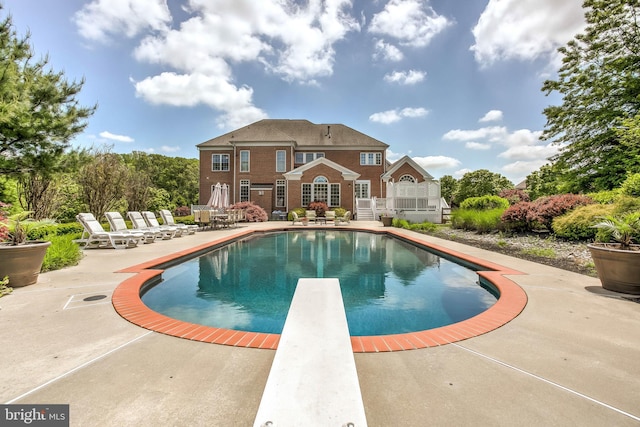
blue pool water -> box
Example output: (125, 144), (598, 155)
(141, 230), (498, 336)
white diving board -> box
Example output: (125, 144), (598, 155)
(254, 278), (367, 427)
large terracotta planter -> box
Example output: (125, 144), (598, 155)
(587, 243), (640, 295)
(0, 241), (51, 287)
(381, 216), (393, 227)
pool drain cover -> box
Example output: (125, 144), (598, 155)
(83, 295), (107, 302)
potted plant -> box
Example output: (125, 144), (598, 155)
(588, 213), (640, 295)
(380, 214), (393, 227)
(0, 204), (54, 287)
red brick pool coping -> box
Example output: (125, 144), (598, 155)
(112, 226), (528, 352)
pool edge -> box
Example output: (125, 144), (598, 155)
(112, 226), (528, 353)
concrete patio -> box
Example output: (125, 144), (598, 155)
(1, 221), (638, 426)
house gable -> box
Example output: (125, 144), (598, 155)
(283, 157), (360, 181)
(382, 155), (434, 182)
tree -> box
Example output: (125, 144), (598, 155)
(453, 169), (513, 205)
(78, 151), (129, 220)
(0, 7), (95, 216)
(541, 0), (640, 192)
(439, 175), (457, 206)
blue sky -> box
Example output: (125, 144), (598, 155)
(4, 0), (586, 184)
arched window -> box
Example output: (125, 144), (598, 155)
(302, 176), (340, 206)
(399, 174), (416, 182)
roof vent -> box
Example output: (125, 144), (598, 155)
(325, 126), (331, 138)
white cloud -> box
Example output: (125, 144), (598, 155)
(99, 131), (134, 143)
(74, 0), (171, 43)
(384, 70), (426, 85)
(502, 159), (552, 179)
(479, 109), (503, 122)
(454, 168), (472, 178)
(369, 107), (429, 124)
(442, 126), (507, 142)
(499, 142), (558, 161)
(412, 156), (461, 170)
(465, 142), (490, 150)
(471, 0), (586, 66)
(160, 145), (180, 153)
(79, 0), (360, 129)
(373, 39), (404, 62)
(369, 0), (451, 47)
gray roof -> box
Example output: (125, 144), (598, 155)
(197, 119), (388, 149)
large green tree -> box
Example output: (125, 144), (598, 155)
(542, 0), (640, 192)
(453, 169), (513, 205)
(0, 7), (95, 216)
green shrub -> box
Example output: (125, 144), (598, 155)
(452, 208), (505, 233)
(331, 207), (347, 218)
(620, 173), (640, 197)
(612, 196), (640, 215)
(408, 221), (437, 232)
(552, 204), (616, 241)
(41, 234), (83, 272)
(392, 218), (411, 229)
(459, 195), (509, 211)
(587, 189), (621, 204)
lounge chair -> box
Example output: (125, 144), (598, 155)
(291, 211), (308, 226)
(104, 211), (159, 243)
(305, 210), (317, 223)
(75, 213), (141, 249)
(159, 209), (198, 235)
(324, 211), (336, 223)
(127, 211), (176, 239)
(335, 211), (351, 225)
(142, 211), (183, 237)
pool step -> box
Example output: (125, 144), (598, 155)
(253, 278), (367, 426)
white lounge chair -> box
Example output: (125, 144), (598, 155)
(305, 210), (317, 223)
(141, 211), (183, 237)
(104, 211), (159, 243)
(159, 209), (198, 235)
(291, 211), (308, 226)
(324, 211), (336, 223)
(335, 211), (351, 225)
(127, 211), (176, 239)
(75, 213), (141, 249)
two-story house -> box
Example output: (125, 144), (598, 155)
(197, 119), (443, 221)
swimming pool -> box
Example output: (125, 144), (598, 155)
(141, 230), (498, 336)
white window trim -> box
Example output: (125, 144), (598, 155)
(212, 153), (230, 171)
(240, 150), (250, 172)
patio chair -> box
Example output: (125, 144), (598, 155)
(104, 211), (159, 243)
(335, 211), (351, 225)
(127, 211), (176, 239)
(291, 211), (308, 226)
(75, 213), (141, 249)
(305, 210), (317, 223)
(324, 211), (336, 223)
(142, 211), (183, 237)
(159, 209), (198, 235)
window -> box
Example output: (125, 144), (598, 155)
(276, 150), (286, 172)
(240, 179), (249, 202)
(399, 174), (416, 182)
(212, 154), (230, 171)
(355, 181), (370, 199)
(240, 150), (250, 172)
(302, 176), (340, 206)
(276, 179), (285, 207)
(295, 152), (324, 164)
(360, 152), (382, 165)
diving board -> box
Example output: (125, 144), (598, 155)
(254, 278), (367, 426)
